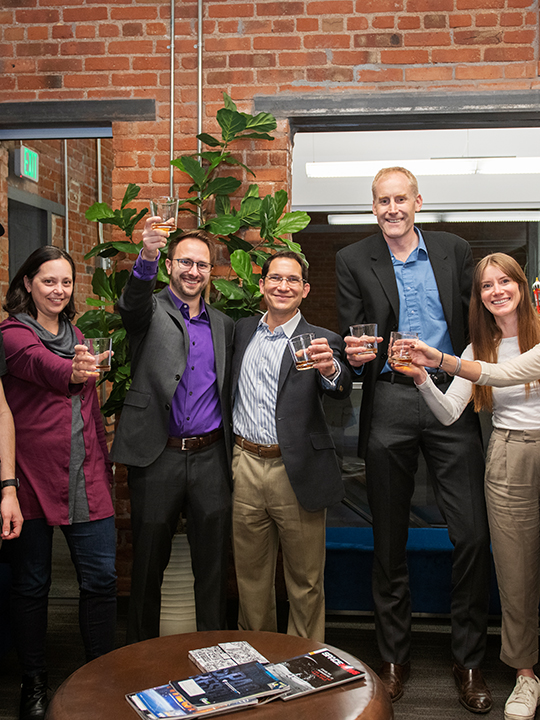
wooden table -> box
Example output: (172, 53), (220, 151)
(47, 630), (393, 720)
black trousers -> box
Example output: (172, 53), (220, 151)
(126, 438), (232, 644)
(365, 380), (490, 668)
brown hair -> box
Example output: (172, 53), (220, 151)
(167, 229), (216, 265)
(469, 252), (540, 412)
(371, 166), (419, 200)
(4, 245), (77, 321)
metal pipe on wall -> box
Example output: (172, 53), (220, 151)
(197, 0), (203, 223)
(169, 0), (175, 195)
(63, 139), (69, 252)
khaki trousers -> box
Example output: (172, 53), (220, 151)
(485, 427), (540, 669)
(232, 445), (326, 642)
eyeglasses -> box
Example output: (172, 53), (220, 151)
(263, 274), (304, 287)
(174, 258), (213, 273)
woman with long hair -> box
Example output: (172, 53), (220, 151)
(394, 253), (540, 720)
(2, 246), (116, 720)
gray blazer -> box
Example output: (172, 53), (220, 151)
(336, 229), (474, 458)
(232, 314), (352, 512)
(111, 271), (234, 475)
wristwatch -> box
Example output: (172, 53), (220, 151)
(1, 478), (19, 490)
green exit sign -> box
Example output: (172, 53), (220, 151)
(14, 146), (39, 182)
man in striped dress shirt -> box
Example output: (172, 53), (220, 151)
(231, 251), (352, 641)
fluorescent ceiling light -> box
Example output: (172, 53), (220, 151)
(306, 158), (540, 178)
(327, 211), (540, 225)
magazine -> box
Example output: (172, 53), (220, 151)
(188, 642), (269, 673)
(266, 648), (365, 700)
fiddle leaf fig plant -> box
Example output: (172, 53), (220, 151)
(81, 93), (310, 415)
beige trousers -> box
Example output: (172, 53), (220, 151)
(485, 427), (540, 669)
(232, 445), (326, 642)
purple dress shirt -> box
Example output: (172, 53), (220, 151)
(133, 252), (222, 438)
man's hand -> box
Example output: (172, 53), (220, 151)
(1, 487), (23, 540)
(344, 334), (383, 368)
(309, 338), (338, 378)
(141, 216), (172, 261)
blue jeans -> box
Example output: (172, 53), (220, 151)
(9, 516), (117, 675)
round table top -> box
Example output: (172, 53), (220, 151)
(47, 630), (393, 720)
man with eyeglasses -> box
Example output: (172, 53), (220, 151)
(232, 250), (352, 641)
(112, 219), (234, 643)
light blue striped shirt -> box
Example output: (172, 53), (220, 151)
(233, 312), (302, 444)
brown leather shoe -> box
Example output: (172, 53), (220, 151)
(452, 663), (493, 714)
(377, 661), (410, 702)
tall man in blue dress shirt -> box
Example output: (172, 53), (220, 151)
(112, 220), (234, 643)
(232, 251), (352, 642)
(335, 168), (492, 713)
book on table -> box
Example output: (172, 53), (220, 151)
(188, 641), (269, 673)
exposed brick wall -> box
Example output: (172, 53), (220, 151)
(1, 0), (539, 593)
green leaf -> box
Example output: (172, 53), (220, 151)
(220, 155), (256, 177)
(196, 133), (223, 148)
(221, 234), (253, 254)
(223, 92), (237, 111)
(274, 189), (288, 219)
(109, 241), (142, 255)
(238, 196), (261, 227)
(214, 195), (231, 215)
(274, 211), (311, 237)
(205, 215), (241, 236)
(212, 278), (246, 300)
(86, 297), (107, 307)
(217, 108), (247, 144)
(203, 176), (242, 199)
(252, 250), (271, 270)
(171, 156), (206, 188)
(91, 268), (115, 302)
(276, 236), (303, 254)
(121, 183), (141, 209)
(244, 184), (260, 199)
(242, 111), (277, 134)
(85, 202), (115, 222)
(230, 249), (254, 284)
(237, 132), (275, 142)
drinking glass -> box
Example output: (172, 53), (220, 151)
(288, 333), (316, 371)
(389, 331), (419, 370)
(151, 197), (179, 234)
(83, 337), (112, 374)
(349, 323), (378, 355)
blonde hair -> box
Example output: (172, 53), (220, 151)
(371, 166), (419, 200)
(469, 253), (540, 412)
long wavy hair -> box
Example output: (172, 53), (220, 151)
(469, 252), (540, 412)
(3, 245), (77, 321)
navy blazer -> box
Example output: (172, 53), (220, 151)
(232, 314), (352, 512)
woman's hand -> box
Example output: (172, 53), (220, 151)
(70, 344), (98, 384)
(409, 340), (442, 369)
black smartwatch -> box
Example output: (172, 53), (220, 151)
(1, 478), (19, 490)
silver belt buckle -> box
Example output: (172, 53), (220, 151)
(181, 437), (189, 450)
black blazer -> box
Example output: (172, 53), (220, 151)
(111, 271), (234, 475)
(335, 229), (474, 458)
(232, 314), (352, 512)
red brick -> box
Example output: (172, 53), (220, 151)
(373, 16), (395, 28)
(63, 6), (108, 21)
(254, 35), (302, 49)
(2, 58), (35, 72)
(206, 36), (252, 51)
(508, 0), (534, 5)
(355, 33), (401, 47)
(398, 16), (421, 29)
(146, 22), (167, 36)
(243, 20), (273, 33)
(15, 8), (59, 22)
(99, 25), (120, 37)
(39, 57), (82, 72)
(504, 62), (536, 78)
(380, 48), (430, 63)
(278, 50), (326, 65)
(332, 50), (372, 64)
(60, 41), (106, 55)
(76, 25), (96, 39)
(484, 45), (534, 60)
(208, 3), (254, 17)
(257, 68), (305, 83)
(425, 14), (446, 28)
(322, 17), (345, 32)
(406, 66), (453, 80)
(64, 73), (109, 88)
(297, 17), (318, 31)
(347, 16), (369, 29)
(525, 12), (537, 24)
(1, 0), (36, 7)
(0, 11), (14, 22)
(450, 14), (472, 27)
(5, 27), (25, 40)
(133, 55), (171, 71)
(85, 56), (129, 71)
(256, 2), (305, 16)
(476, 13), (499, 26)
(432, 47), (481, 61)
(274, 18), (296, 32)
(404, 31), (451, 45)
(18, 74), (63, 89)
(356, 0), (402, 10)
(206, 69), (255, 84)
(406, 0), (452, 9)
(217, 19), (240, 33)
(17, 42), (58, 56)
(27, 26), (49, 40)
(503, 29), (535, 43)
(454, 30), (503, 44)
(455, 64), (504, 78)
(307, 0), (353, 13)
(306, 66), (354, 82)
(229, 53), (276, 68)
(110, 7), (158, 20)
(501, 12), (524, 25)
(107, 40), (154, 55)
(110, 72), (158, 87)
(456, 0), (504, 7)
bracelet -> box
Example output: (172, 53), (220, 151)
(437, 350), (444, 370)
(448, 356), (462, 376)
(1, 478), (19, 490)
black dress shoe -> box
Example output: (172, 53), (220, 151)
(377, 661), (411, 702)
(20, 673), (49, 720)
(452, 662), (492, 714)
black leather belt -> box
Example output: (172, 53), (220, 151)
(234, 435), (281, 458)
(378, 371), (452, 386)
(167, 427), (223, 451)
